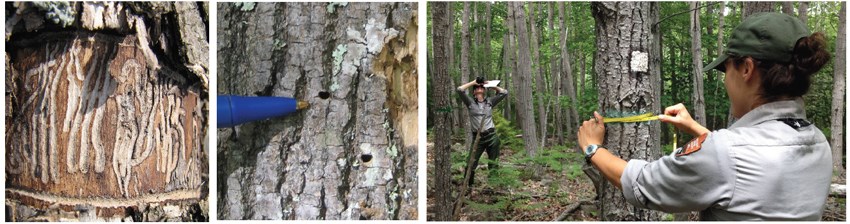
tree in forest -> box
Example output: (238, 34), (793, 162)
(217, 2), (417, 220)
(743, 2), (776, 18)
(590, 2), (663, 220)
(429, 2), (454, 221)
(560, 2), (580, 142)
(5, 2), (209, 221)
(528, 3), (549, 148)
(461, 2), (473, 150)
(830, 2), (846, 181)
(511, 2), (541, 177)
(690, 2), (707, 126)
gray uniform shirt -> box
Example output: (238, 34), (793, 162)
(620, 99), (832, 220)
(457, 87), (508, 132)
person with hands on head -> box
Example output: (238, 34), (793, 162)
(577, 12), (832, 221)
(457, 77), (508, 187)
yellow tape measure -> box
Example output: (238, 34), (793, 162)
(603, 113), (659, 123)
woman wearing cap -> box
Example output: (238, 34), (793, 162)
(576, 12), (832, 220)
(457, 77), (508, 187)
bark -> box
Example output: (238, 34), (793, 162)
(5, 2), (209, 222)
(714, 2), (726, 128)
(743, 2), (776, 18)
(830, 2), (846, 181)
(560, 2), (579, 142)
(511, 2), (541, 177)
(799, 2), (809, 25)
(504, 3), (517, 120)
(217, 2), (417, 220)
(591, 2), (663, 220)
(691, 2), (707, 126)
(429, 2), (453, 221)
(448, 3), (461, 136)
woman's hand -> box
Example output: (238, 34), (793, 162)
(658, 103), (710, 136)
(578, 111), (606, 151)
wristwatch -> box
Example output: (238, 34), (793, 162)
(584, 144), (599, 163)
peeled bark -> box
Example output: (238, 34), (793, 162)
(591, 2), (663, 220)
(217, 2), (418, 220)
(5, 2), (209, 222)
(830, 2), (846, 181)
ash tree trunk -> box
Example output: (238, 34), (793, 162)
(217, 2), (418, 220)
(591, 2), (663, 221)
(5, 2), (209, 222)
(429, 2), (453, 221)
(511, 2), (541, 178)
(830, 2), (846, 181)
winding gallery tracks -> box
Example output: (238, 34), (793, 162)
(6, 32), (206, 216)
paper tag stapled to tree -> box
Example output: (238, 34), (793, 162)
(630, 51), (648, 72)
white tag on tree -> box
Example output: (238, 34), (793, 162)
(483, 80), (501, 88)
(630, 51), (648, 72)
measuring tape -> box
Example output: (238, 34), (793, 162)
(603, 113), (660, 123)
(601, 112), (679, 151)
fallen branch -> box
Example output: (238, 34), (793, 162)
(553, 199), (592, 221)
(829, 184), (845, 197)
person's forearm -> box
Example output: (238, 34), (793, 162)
(589, 148), (627, 189)
(457, 80), (477, 91)
(491, 86), (507, 93)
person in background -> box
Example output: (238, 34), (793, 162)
(457, 77), (508, 187)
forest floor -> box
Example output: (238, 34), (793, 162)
(426, 135), (600, 221)
(426, 135), (846, 221)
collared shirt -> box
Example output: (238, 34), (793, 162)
(456, 87), (508, 133)
(620, 99), (832, 220)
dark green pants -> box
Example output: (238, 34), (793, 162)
(463, 129), (501, 186)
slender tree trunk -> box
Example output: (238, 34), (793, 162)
(485, 2), (493, 77)
(461, 2), (473, 149)
(783, 2), (795, 15)
(799, 2), (809, 25)
(5, 2), (209, 221)
(553, 2), (564, 145)
(691, 2), (707, 126)
(560, 2), (579, 142)
(218, 2), (418, 220)
(743, 2), (776, 18)
(714, 1), (727, 129)
(505, 3), (518, 121)
(591, 2), (663, 220)
(830, 2), (846, 181)
(430, 2), (453, 220)
(448, 3), (461, 136)
(528, 3), (548, 147)
(511, 2), (541, 178)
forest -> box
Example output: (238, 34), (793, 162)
(427, 1), (845, 221)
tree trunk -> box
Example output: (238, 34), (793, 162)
(743, 2), (776, 18)
(591, 2), (663, 220)
(5, 2), (209, 221)
(511, 2), (541, 177)
(782, 2), (795, 15)
(461, 2), (473, 150)
(799, 2), (809, 25)
(714, 1), (727, 129)
(691, 2), (707, 126)
(505, 3), (518, 121)
(560, 2), (580, 142)
(217, 2), (417, 220)
(553, 2), (564, 145)
(830, 2), (846, 181)
(485, 2), (493, 77)
(429, 2), (453, 221)
(528, 3), (548, 148)
(448, 3), (461, 136)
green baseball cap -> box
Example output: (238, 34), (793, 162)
(704, 12), (810, 72)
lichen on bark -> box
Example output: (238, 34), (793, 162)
(217, 2), (417, 220)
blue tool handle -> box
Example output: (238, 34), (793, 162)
(217, 95), (299, 128)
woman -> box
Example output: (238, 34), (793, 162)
(457, 77), (508, 186)
(577, 13), (832, 220)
